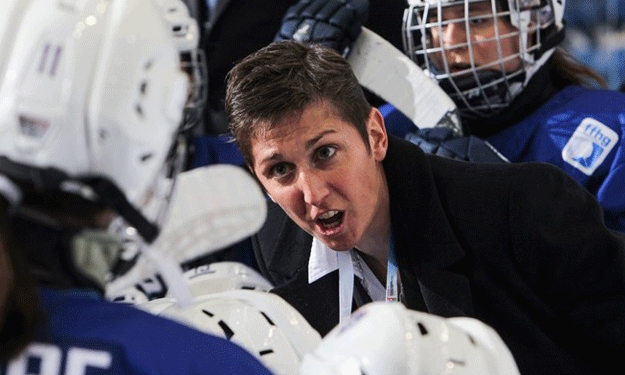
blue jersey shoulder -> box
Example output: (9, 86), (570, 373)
(488, 86), (625, 232)
(1, 288), (272, 375)
(380, 86), (625, 232)
(489, 86), (624, 165)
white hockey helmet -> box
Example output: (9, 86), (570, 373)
(184, 261), (274, 296)
(403, 0), (566, 120)
(300, 301), (520, 375)
(0, 0), (204, 242)
(150, 290), (322, 375)
(105, 260), (273, 304)
(135, 296), (177, 315)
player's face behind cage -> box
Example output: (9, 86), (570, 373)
(403, 0), (563, 119)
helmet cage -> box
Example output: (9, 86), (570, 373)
(158, 0), (208, 133)
(403, 0), (564, 119)
(180, 48), (208, 133)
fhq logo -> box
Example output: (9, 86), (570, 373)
(562, 118), (618, 176)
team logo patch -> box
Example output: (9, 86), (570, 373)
(561, 117), (618, 176)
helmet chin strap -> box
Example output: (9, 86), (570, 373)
(86, 177), (160, 243)
(0, 155), (161, 243)
(0, 174), (22, 207)
(523, 47), (556, 88)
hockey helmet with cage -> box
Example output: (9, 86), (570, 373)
(300, 301), (520, 375)
(403, 0), (566, 121)
(143, 290), (322, 375)
(0, 0), (204, 243)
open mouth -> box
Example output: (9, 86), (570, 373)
(315, 210), (344, 230)
(448, 63), (473, 74)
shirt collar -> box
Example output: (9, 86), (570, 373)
(308, 237), (385, 301)
(308, 236), (347, 283)
(309, 236), (368, 283)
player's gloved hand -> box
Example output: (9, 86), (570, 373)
(405, 127), (508, 163)
(274, 0), (369, 57)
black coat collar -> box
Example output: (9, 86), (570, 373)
(384, 135), (474, 317)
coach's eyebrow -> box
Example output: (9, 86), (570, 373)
(305, 129), (336, 150)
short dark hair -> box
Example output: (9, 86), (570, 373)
(225, 40), (372, 167)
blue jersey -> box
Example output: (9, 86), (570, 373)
(381, 85), (625, 233)
(1, 288), (273, 375)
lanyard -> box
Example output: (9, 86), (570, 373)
(337, 250), (354, 326)
(385, 232), (399, 302)
(337, 232), (397, 325)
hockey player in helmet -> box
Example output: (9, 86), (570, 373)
(300, 302), (521, 375)
(0, 0), (272, 373)
(397, 0), (625, 231)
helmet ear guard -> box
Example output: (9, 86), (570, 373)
(502, 0), (566, 61)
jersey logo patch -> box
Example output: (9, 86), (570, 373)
(561, 117), (618, 176)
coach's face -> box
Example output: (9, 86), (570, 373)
(250, 99), (389, 251)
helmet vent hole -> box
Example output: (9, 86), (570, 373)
(135, 103), (144, 117)
(201, 309), (214, 317)
(140, 153), (153, 162)
(260, 311), (275, 326)
(259, 349), (274, 356)
(140, 81), (148, 95)
(218, 320), (235, 340)
(171, 24), (188, 37)
(467, 334), (477, 346)
(417, 322), (428, 335)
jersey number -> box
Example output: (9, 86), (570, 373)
(5, 343), (112, 375)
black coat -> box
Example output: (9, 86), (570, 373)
(252, 135), (625, 375)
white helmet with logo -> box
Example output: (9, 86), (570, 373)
(106, 261), (274, 303)
(142, 290), (322, 375)
(184, 261), (274, 295)
(403, 0), (566, 120)
(300, 301), (520, 375)
(0, 0), (204, 242)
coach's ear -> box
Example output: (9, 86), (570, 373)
(367, 107), (387, 162)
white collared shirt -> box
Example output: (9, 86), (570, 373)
(308, 237), (386, 302)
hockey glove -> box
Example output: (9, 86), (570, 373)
(405, 127), (508, 163)
(274, 0), (369, 57)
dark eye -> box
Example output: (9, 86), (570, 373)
(269, 162), (292, 178)
(315, 145), (336, 161)
(467, 13), (491, 26)
(468, 17), (484, 26)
